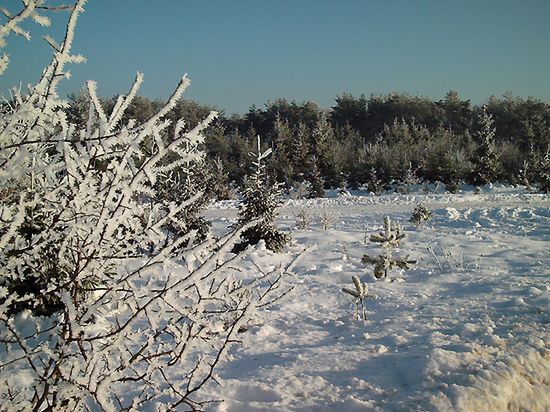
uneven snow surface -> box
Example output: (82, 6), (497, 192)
(205, 186), (550, 412)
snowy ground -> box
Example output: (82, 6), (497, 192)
(204, 185), (550, 411)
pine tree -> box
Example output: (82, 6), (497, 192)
(534, 148), (550, 193)
(233, 136), (290, 253)
(341, 275), (369, 320)
(208, 157), (234, 200)
(153, 164), (212, 247)
(311, 112), (341, 188)
(307, 155), (325, 198)
(410, 203), (433, 226)
(292, 121), (311, 182)
(270, 115), (294, 187)
(362, 216), (415, 278)
(474, 107), (500, 184)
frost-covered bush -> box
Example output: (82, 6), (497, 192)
(362, 217), (415, 279)
(410, 203), (433, 226)
(0, 2), (288, 410)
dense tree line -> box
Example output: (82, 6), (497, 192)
(66, 90), (550, 196)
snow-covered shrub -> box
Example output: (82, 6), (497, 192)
(0, 2), (288, 410)
(410, 203), (433, 226)
(362, 217), (415, 279)
(341, 275), (368, 320)
(232, 136), (290, 253)
(427, 243), (480, 272)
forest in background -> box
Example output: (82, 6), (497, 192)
(67, 90), (550, 197)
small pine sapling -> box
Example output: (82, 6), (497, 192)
(342, 275), (369, 320)
(366, 167), (385, 195)
(401, 162), (422, 194)
(410, 203), (433, 226)
(289, 180), (313, 200)
(362, 216), (416, 279)
(295, 209), (310, 230)
(232, 136), (290, 253)
(319, 209), (334, 230)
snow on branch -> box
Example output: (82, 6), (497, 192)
(0, 1), (289, 410)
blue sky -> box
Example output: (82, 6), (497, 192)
(1, 0), (550, 114)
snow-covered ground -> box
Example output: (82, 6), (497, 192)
(204, 185), (550, 411)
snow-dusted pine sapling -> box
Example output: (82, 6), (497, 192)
(362, 216), (415, 279)
(366, 166), (385, 195)
(232, 135), (290, 253)
(296, 208), (310, 230)
(0, 3), (291, 410)
(289, 180), (313, 200)
(342, 275), (369, 320)
(410, 203), (433, 226)
(401, 161), (422, 194)
(319, 209), (334, 230)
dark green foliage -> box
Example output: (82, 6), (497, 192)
(311, 113), (342, 188)
(437, 90), (473, 135)
(207, 158), (234, 200)
(485, 93), (550, 150)
(331, 93), (368, 135)
(534, 150), (550, 193)
(64, 91), (550, 195)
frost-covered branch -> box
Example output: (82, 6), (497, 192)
(0, 1), (288, 410)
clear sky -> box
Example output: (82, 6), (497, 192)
(1, 0), (550, 114)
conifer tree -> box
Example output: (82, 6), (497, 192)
(208, 157), (234, 200)
(474, 107), (500, 184)
(307, 155), (325, 198)
(233, 136), (290, 253)
(534, 148), (550, 193)
(292, 121), (311, 182)
(311, 112), (341, 188)
(271, 115), (294, 187)
(341, 275), (369, 320)
(362, 217), (415, 278)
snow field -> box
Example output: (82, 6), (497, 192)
(206, 188), (550, 411)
